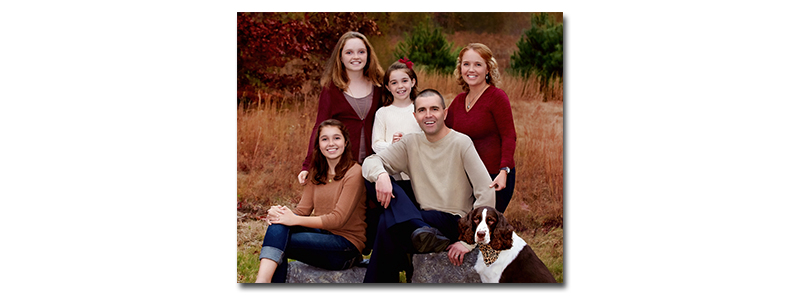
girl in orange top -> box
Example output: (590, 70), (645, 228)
(255, 119), (367, 283)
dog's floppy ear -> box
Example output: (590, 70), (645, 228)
(458, 208), (476, 244)
(489, 209), (515, 250)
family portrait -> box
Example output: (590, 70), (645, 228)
(236, 12), (564, 283)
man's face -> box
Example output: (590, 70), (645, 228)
(414, 94), (447, 137)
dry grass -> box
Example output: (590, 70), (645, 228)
(237, 98), (317, 211)
(503, 99), (564, 231)
(237, 72), (562, 222)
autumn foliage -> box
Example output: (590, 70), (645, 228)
(237, 12), (381, 105)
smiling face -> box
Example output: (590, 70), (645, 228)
(318, 126), (346, 162)
(414, 93), (448, 141)
(459, 49), (488, 89)
(340, 38), (368, 73)
(386, 69), (416, 101)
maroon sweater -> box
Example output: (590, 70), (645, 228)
(302, 84), (381, 171)
(444, 85), (517, 174)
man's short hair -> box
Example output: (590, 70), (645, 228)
(413, 88), (446, 110)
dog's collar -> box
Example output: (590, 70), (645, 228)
(478, 243), (499, 265)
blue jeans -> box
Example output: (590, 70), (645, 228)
(491, 167), (516, 213)
(259, 224), (361, 283)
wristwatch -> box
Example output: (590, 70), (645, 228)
(500, 167), (511, 174)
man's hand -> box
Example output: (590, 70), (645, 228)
(446, 242), (470, 266)
(375, 173), (394, 208)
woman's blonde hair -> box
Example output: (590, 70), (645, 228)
(320, 31), (384, 91)
(454, 43), (501, 92)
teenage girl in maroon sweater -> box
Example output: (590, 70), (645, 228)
(297, 32), (384, 184)
(444, 43), (518, 213)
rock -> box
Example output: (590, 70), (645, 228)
(286, 260), (366, 283)
(411, 249), (482, 283)
(285, 250), (482, 283)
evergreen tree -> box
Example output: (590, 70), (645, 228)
(393, 21), (460, 74)
(511, 13), (563, 81)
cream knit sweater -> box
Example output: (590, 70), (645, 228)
(371, 104), (422, 181)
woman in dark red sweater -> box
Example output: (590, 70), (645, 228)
(297, 31), (384, 184)
(444, 43), (518, 213)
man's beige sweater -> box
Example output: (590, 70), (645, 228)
(362, 130), (495, 218)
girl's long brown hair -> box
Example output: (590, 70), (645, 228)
(320, 31), (384, 91)
(309, 119), (356, 185)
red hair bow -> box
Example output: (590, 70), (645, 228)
(399, 58), (414, 69)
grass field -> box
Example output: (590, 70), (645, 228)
(236, 68), (563, 283)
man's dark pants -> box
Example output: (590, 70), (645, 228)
(363, 179), (460, 283)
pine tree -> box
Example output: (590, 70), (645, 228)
(393, 21), (460, 74)
(510, 13), (563, 82)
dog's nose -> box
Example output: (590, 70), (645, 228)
(477, 231), (485, 239)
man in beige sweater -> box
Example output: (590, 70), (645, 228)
(362, 89), (495, 283)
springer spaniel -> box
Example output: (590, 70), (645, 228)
(458, 206), (557, 283)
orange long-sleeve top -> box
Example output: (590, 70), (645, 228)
(293, 164), (367, 252)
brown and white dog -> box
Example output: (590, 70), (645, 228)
(458, 206), (557, 283)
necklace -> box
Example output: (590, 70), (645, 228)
(346, 88), (369, 119)
(466, 84), (489, 110)
(355, 97), (367, 119)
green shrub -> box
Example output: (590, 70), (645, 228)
(510, 13), (563, 81)
(393, 21), (460, 74)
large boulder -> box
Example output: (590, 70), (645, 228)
(285, 249), (483, 283)
(411, 249), (482, 283)
(286, 261), (366, 283)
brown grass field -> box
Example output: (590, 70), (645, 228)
(237, 71), (563, 223)
(236, 31), (563, 283)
